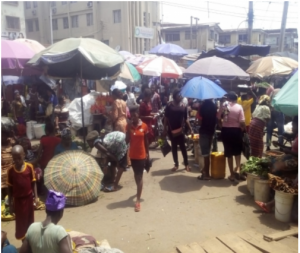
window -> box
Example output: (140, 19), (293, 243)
(52, 19), (58, 30)
(33, 1), (38, 8)
(214, 33), (218, 42)
(26, 20), (34, 32)
(71, 15), (78, 28)
(259, 34), (261, 42)
(61, 1), (67, 4)
(51, 2), (56, 7)
(63, 17), (69, 29)
(6, 16), (20, 29)
(113, 10), (121, 23)
(238, 34), (248, 42)
(86, 13), (93, 26)
(25, 1), (31, 9)
(165, 33), (180, 42)
(219, 35), (231, 44)
(209, 30), (214, 40)
(35, 19), (39, 31)
(184, 31), (196, 40)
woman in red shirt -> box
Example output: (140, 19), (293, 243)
(127, 105), (149, 212)
(139, 89), (155, 145)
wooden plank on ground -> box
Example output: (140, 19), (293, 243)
(187, 242), (206, 253)
(176, 245), (195, 253)
(217, 233), (262, 253)
(238, 230), (297, 253)
(199, 238), (233, 253)
(263, 228), (298, 242)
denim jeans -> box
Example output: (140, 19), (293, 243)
(267, 110), (285, 147)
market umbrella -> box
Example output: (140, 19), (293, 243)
(14, 38), (45, 54)
(246, 56), (298, 79)
(183, 56), (250, 80)
(180, 76), (226, 100)
(136, 56), (182, 78)
(27, 38), (124, 79)
(119, 50), (134, 60)
(44, 150), (103, 206)
(272, 70), (298, 117)
(1, 40), (41, 76)
(111, 62), (141, 82)
(149, 43), (188, 57)
(126, 54), (157, 66)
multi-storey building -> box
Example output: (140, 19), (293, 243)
(24, 1), (160, 54)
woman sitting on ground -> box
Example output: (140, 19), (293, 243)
(19, 190), (72, 253)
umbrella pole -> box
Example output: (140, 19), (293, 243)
(80, 55), (86, 150)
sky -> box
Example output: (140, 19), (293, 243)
(161, 1), (299, 30)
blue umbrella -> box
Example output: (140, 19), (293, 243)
(149, 43), (188, 57)
(180, 76), (226, 100)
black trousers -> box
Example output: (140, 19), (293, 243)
(170, 134), (188, 167)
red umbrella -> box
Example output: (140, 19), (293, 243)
(136, 56), (182, 78)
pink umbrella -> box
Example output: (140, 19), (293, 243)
(136, 56), (182, 78)
(14, 38), (45, 54)
(1, 40), (41, 76)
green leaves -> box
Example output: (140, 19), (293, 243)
(241, 156), (270, 178)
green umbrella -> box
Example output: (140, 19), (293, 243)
(27, 38), (124, 79)
(126, 62), (141, 82)
(272, 71), (298, 117)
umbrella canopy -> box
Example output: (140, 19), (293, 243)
(183, 56), (250, 80)
(269, 51), (298, 61)
(126, 54), (157, 66)
(14, 38), (45, 54)
(110, 80), (127, 91)
(1, 40), (40, 76)
(272, 71), (298, 117)
(180, 76), (227, 100)
(119, 50), (134, 60)
(111, 62), (141, 82)
(44, 150), (103, 206)
(246, 56), (298, 79)
(136, 56), (182, 78)
(27, 38), (124, 79)
(149, 43), (188, 57)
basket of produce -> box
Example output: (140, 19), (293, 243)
(241, 156), (270, 178)
(268, 173), (298, 194)
(265, 150), (284, 158)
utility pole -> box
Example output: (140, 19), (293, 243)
(247, 1), (253, 44)
(194, 17), (199, 51)
(190, 16), (193, 49)
(279, 1), (289, 52)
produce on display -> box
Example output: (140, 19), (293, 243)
(268, 173), (298, 194)
(241, 156), (270, 178)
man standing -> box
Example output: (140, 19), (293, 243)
(197, 99), (217, 180)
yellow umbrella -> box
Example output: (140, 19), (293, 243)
(247, 56), (298, 78)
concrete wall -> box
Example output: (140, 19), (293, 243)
(1, 1), (26, 40)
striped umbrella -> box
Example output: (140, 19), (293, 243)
(44, 150), (103, 206)
(136, 56), (182, 78)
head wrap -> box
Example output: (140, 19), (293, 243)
(259, 95), (270, 105)
(61, 128), (71, 139)
(46, 190), (66, 211)
(86, 130), (99, 141)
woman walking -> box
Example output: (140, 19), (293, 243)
(111, 89), (127, 133)
(164, 89), (193, 172)
(248, 95), (271, 158)
(127, 106), (149, 212)
(217, 92), (245, 181)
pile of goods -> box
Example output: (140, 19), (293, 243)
(241, 156), (270, 178)
(90, 94), (113, 114)
(265, 150), (284, 157)
(1, 147), (13, 188)
(268, 173), (298, 194)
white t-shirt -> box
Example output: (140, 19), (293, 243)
(126, 92), (137, 107)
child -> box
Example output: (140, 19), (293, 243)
(7, 145), (38, 240)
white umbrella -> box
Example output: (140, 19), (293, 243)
(110, 80), (127, 91)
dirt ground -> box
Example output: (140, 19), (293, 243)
(2, 141), (298, 253)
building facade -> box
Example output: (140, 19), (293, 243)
(218, 28), (266, 46)
(264, 28), (298, 54)
(1, 1), (26, 40)
(24, 1), (160, 54)
(160, 23), (222, 52)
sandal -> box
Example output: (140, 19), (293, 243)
(255, 201), (271, 213)
(197, 175), (211, 181)
(185, 166), (191, 172)
(228, 175), (235, 182)
(171, 166), (178, 172)
(103, 186), (118, 192)
(135, 202), (141, 212)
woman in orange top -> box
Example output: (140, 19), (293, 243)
(111, 89), (127, 133)
(126, 105), (149, 212)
